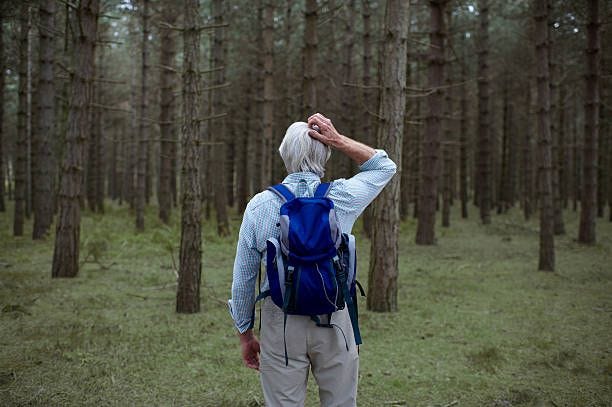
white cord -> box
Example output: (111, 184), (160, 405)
(316, 263), (338, 310)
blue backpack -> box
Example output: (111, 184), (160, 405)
(252, 182), (364, 366)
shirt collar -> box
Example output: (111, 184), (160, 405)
(282, 171), (321, 184)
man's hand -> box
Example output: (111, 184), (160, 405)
(307, 113), (345, 149)
(307, 112), (376, 165)
(239, 329), (260, 370)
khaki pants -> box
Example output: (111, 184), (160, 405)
(259, 298), (359, 407)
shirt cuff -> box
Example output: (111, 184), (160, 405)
(359, 149), (389, 171)
(228, 299), (252, 333)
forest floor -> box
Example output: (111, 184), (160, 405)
(0, 203), (611, 406)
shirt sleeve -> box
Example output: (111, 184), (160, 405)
(330, 149), (397, 220)
(228, 205), (262, 333)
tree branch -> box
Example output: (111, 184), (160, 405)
(91, 103), (132, 113)
(159, 22), (229, 31)
(342, 82), (380, 89)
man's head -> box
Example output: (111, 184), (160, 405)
(279, 122), (331, 177)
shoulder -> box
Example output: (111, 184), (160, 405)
(245, 189), (280, 214)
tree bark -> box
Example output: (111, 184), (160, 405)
(339, 0), (357, 179)
(608, 116), (612, 222)
(498, 77), (510, 214)
(0, 13), (4, 212)
(459, 46), (468, 219)
(361, 0), (374, 235)
(14, 4), (30, 236)
(400, 60), (412, 221)
(26, 10), (34, 221)
(534, 0), (555, 271)
(523, 82), (534, 220)
(476, 0), (491, 224)
(261, 0), (274, 188)
(572, 96), (580, 212)
(367, 0), (408, 312)
(158, 3), (178, 224)
(412, 59), (422, 220)
(578, 0), (600, 244)
(596, 72), (606, 218)
(548, 9), (564, 234)
(416, 0), (445, 244)
(211, 0), (230, 237)
(555, 77), (566, 232)
(441, 5), (453, 227)
(51, 0), (99, 278)
(33, 0), (56, 238)
(508, 92), (518, 209)
(87, 42), (102, 214)
(302, 0), (318, 117)
(135, 0), (149, 232)
(237, 80), (253, 212)
(176, 0), (203, 314)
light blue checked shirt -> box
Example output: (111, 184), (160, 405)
(229, 149), (397, 333)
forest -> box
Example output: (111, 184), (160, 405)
(0, 0), (611, 405)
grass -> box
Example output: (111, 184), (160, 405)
(0, 202), (611, 406)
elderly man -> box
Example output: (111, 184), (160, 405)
(229, 113), (396, 406)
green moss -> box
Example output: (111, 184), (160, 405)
(1, 203), (611, 406)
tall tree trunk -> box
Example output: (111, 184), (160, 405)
(459, 46), (468, 219)
(498, 77), (510, 213)
(211, 0), (230, 237)
(26, 10), (34, 220)
(412, 59), (422, 220)
(578, 0), (600, 244)
(523, 82), (534, 220)
(261, 0), (274, 188)
(572, 96), (579, 212)
(284, 0), (294, 125)
(608, 117), (612, 222)
(361, 0), (374, 235)
(158, 3), (178, 224)
(367, 0), (408, 312)
(339, 0), (357, 179)
(87, 46), (100, 213)
(441, 5), (453, 227)
(110, 129), (120, 200)
(135, 0), (149, 232)
(123, 61), (137, 208)
(177, 0), (203, 313)
(596, 82), (606, 218)
(400, 60), (411, 221)
(555, 77), (567, 232)
(416, 0), (445, 244)
(33, 0), (56, 238)
(534, 0), (555, 271)
(94, 44), (104, 213)
(249, 0), (264, 194)
(476, 0), (491, 224)
(51, 0), (99, 278)
(237, 80), (253, 212)
(508, 93), (518, 209)
(548, 9), (564, 234)
(14, 4), (30, 236)
(302, 0), (317, 117)
(0, 13), (4, 212)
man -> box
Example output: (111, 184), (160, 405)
(229, 113), (396, 406)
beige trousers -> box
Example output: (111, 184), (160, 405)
(259, 298), (359, 407)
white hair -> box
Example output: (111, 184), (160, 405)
(279, 122), (331, 177)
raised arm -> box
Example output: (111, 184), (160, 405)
(307, 112), (397, 224)
(307, 113), (375, 165)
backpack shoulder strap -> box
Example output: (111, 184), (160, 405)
(267, 184), (295, 203)
(314, 182), (332, 198)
